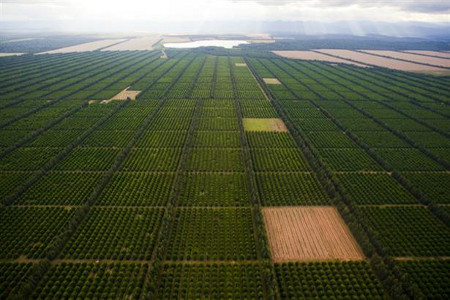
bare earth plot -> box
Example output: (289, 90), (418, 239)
(263, 78), (281, 85)
(247, 33), (272, 39)
(102, 36), (161, 51)
(243, 118), (287, 132)
(162, 36), (191, 43)
(263, 206), (364, 262)
(360, 50), (450, 68)
(101, 87), (141, 104)
(38, 39), (127, 54)
(315, 49), (448, 73)
(248, 39), (275, 44)
(235, 63), (247, 67)
(272, 51), (368, 67)
(0, 53), (24, 57)
(403, 50), (450, 59)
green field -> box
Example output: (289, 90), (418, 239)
(0, 49), (449, 299)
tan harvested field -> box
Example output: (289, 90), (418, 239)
(263, 78), (281, 84)
(243, 118), (287, 132)
(247, 33), (272, 39)
(235, 63), (247, 67)
(2, 38), (38, 43)
(248, 39), (275, 44)
(39, 39), (126, 54)
(0, 53), (24, 57)
(102, 36), (161, 51)
(162, 36), (191, 43)
(273, 50), (367, 67)
(404, 50), (450, 59)
(111, 87), (141, 100)
(316, 49), (447, 72)
(360, 50), (450, 68)
(102, 87), (141, 104)
(262, 206), (364, 262)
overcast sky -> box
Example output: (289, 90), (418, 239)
(1, 0), (449, 28)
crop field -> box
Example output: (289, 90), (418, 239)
(159, 263), (265, 299)
(275, 262), (386, 299)
(32, 262), (149, 299)
(357, 206), (450, 257)
(247, 53), (450, 298)
(396, 260), (450, 299)
(0, 47), (449, 299)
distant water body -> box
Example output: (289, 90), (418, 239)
(164, 40), (249, 49)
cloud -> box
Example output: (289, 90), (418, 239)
(1, 0), (71, 5)
(403, 1), (450, 13)
(234, 0), (450, 13)
(1, 0), (449, 25)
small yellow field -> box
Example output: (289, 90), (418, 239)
(263, 78), (281, 85)
(243, 118), (287, 132)
(235, 63), (247, 67)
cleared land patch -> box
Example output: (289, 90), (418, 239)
(273, 51), (367, 67)
(243, 118), (287, 132)
(101, 87), (141, 103)
(404, 50), (450, 59)
(0, 53), (24, 57)
(102, 36), (161, 51)
(315, 49), (447, 73)
(38, 39), (126, 54)
(262, 206), (364, 262)
(162, 36), (191, 43)
(360, 50), (450, 68)
(263, 77), (281, 84)
(248, 39), (275, 44)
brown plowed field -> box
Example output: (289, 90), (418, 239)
(262, 206), (364, 262)
(272, 50), (367, 67)
(316, 49), (447, 72)
(361, 50), (450, 68)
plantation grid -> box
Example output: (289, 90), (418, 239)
(0, 48), (449, 299)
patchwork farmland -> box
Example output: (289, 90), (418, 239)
(0, 47), (449, 300)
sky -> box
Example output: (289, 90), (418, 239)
(0, 0), (449, 34)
